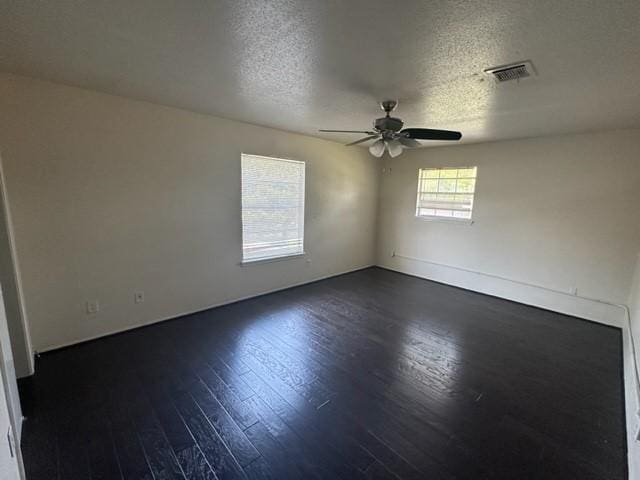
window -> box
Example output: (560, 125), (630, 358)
(416, 166), (477, 220)
(241, 154), (305, 262)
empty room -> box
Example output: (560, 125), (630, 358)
(0, 1), (639, 479)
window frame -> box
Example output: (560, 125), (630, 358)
(240, 153), (306, 265)
(415, 166), (478, 224)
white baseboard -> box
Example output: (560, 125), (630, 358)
(381, 254), (625, 326)
(36, 264), (374, 355)
(379, 253), (638, 477)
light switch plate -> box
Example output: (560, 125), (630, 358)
(86, 300), (99, 314)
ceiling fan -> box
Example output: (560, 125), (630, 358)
(320, 100), (462, 158)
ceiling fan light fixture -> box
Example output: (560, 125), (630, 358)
(386, 140), (403, 158)
(369, 139), (385, 158)
(398, 137), (421, 148)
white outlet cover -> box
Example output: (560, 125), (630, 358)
(134, 292), (144, 303)
(86, 300), (99, 314)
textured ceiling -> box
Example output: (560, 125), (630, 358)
(1, 0), (640, 146)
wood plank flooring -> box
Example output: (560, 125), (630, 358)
(18, 267), (627, 479)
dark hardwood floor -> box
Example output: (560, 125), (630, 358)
(18, 267), (627, 479)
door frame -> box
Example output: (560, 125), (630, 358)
(0, 287), (25, 479)
(0, 151), (33, 377)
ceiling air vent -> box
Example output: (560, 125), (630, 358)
(484, 61), (536, 83)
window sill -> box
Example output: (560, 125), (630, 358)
(415, 216), (474, 226)
(240, 252), (306, 266)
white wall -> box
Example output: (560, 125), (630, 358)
(0, 73), (380, 352)
(377, 130), (640, 324)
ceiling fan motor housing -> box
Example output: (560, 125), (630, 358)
(374, 116), (404, 132)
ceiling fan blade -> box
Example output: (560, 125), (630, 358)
(319, 129), (377, 134)
(398, 137), (421, 148)
(369, 139), (385, 158)
(386, 140), (403, 158)
(401, 128), (462, 141)
(345, 135), (378, 147)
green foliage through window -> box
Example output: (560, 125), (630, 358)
(416, 167), (477, 220)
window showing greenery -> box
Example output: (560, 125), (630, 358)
(416, 167), (477, 220)
(241, 154), (305, 262)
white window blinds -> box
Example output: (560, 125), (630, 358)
(416, 167), (478, 220)
(241, 154), (305, 262)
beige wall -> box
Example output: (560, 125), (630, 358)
(0, 73), (380, 352)
(377, 130), (640, 316)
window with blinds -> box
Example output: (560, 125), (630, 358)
(241, 154), (305, 262)
(416, 167), (477, 220)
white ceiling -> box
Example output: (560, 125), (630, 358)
(1, 0), (640, 146)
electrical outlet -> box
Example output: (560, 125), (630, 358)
(86, 300), (99, 315)
(569, 286), (578, 296)
(134, 292), (144, 304)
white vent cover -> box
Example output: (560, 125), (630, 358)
(485, 61), (536, 82)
